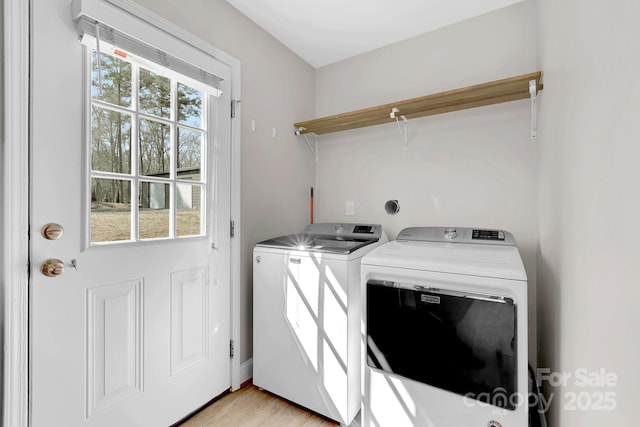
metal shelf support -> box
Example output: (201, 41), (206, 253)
(391, 107), (409, 151)
(529, 79), (538, 140)
(296, 127), (318, 162)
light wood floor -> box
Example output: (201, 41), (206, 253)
(178, 384), (339, 427)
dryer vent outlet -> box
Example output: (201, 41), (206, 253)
(384, 200), (400, 215)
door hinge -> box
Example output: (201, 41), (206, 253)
(230, 340), (235, 358)
(231, 99), (241, 119)
(230, 220), (235, 238)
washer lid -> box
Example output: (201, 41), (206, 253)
(255, 233), (378, 254)
(255, 223), (385, 255)
(362, 239), (527, 281)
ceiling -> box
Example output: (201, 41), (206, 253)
(226, 0), (525, 68)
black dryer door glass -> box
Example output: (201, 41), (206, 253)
(366, 280), (517, 410)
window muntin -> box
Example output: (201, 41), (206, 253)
(88, 46), (213, 244)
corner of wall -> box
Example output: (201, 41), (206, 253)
(1, 0), (6, 415)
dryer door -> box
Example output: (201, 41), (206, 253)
(366, 279), (517, 410)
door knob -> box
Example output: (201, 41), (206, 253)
(41, 259), (65, 277)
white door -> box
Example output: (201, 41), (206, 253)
(30, 0), (232, 426)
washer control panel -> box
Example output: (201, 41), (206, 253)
(354, 225), (376, 234)
(302, 223), (383, 240)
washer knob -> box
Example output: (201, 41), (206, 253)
(444, 228), (458, 240)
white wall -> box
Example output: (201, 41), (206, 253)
(315, 1), (539, 363)
(131, 0), (316, 364)
(0, 0), (5, 414)
(537, 0), (640, 425)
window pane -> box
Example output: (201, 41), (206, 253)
(139, 68), (171, 119)
(91, 106), (132, 173)
(177, 83), (203, 128)
(92, 51), (132, 107)
(139, 119), (171, 177)
(87, 47), (210, 246)
(178, 127), (202, 180)
(91, 178), (132, 243)
(177, 183), (202, 237)
(139, 182), (170, 239)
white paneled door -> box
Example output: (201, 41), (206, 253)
(30, 0), (232, 426)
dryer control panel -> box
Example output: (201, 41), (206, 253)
(472, 229), (505, 241)
(396, 226), (516, 246)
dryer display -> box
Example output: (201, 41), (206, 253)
(366, 279), (517, 410)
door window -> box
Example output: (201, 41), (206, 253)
(88, 46), (217, 244)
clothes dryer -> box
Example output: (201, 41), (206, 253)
(361, 227), (528, 427)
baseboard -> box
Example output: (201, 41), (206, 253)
(239, 358), (253, 388)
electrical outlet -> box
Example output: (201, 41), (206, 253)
(346, 201), (355, 216)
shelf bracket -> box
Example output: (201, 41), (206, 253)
(296, 127), (318, 162)
(529, 79), (538, 140)
(391, 108), (409, 151)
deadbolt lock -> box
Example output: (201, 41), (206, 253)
(42, 223), (64, 240)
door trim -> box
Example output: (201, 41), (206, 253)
(3, 0), (30, 425)
(2, 1), (242, 425)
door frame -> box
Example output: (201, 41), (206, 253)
(2, 1), (243, 426)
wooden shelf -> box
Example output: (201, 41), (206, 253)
(294, 71), (543, 136)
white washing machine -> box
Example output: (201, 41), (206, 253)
(361, 227), (528, 427)
(253, 223), (388, 425)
